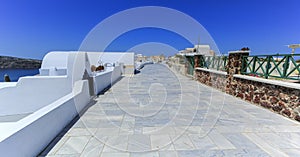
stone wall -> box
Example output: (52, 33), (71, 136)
(167, 57), (187, 76)
(193, 51), (300, 122)
(230, 75), (300, 121)
(195, 68), (227, 92)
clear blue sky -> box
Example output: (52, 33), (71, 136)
(0, 0), (299, 59)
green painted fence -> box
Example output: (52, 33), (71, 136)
(198, 55), (228, 72)
(241, 54), (300, 80)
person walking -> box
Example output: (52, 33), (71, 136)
(4, 74), (11, 82)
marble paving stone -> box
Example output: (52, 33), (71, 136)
(96, 127), (120, 136)
(275, 132), (300, 147)
(128, 134), (151, 152)
(79, 119), (101, 128)
(223, 133), (260, 149)
(102, 135), (129, 152)
(172, 134), (195, 150)
(177, 150), (224, 157)
(150, 134), (172, 150)
(72, 120), (86, 128)
(281, 148), (300, 157)
(256, 132), (300, 149)
(80, 137), (104, 157)
(243, 133), (289, 157)
(188, 134), (218, 150)
(221, 149), (270, 157)
(159, 143), (175, 151)
(130, 152), (159, 157)
(56, 136), (90, 155)
(39, 136), (70, 155)
(67, 128), (97, 137)
(159, 151), (178, 157)
(208, 130), (236, 150)
(100, 152), (130, 157)
(268, 125), (300, 132)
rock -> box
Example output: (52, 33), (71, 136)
(237, 93), (244, 99)
(290, 95), (298, 101)
(268, 89), (278, 96)
(0, 56), (41, 69)
(295, 115), (300, 122)
(278, 101), (286, 107)
(272, 105), (283, 112)
(282, 109), (291, 117)
(260, 101), (271, 109)
(253, 95), (260, 104)
(270, 96), (279, 104)
(279, 93), (289, 102)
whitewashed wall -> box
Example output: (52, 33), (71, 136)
(0, 51), (133, 157)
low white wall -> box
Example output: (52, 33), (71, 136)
(195, 67), (228, 76)
(0, 82), (17, 90)
(0, 80), (90, 157)
(93, 65), (122, 94)
(233, 74), (300, 90)
(0, 76), (70, 116)
(86, 52), (134, 75)
(86, 52), (134, 65)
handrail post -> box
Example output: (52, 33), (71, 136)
(283, 55), (290, 78)
(224, 56), (228, 71)
(265, 56), (271, 79)
(252, 56), (256, 74)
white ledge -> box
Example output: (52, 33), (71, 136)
(233, 74), (300, 90)
(228, 50), (250, 54)
(195, 67), (227, 76)
(0, 82), (17, 89)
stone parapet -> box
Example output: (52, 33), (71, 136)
(193, 51), (300, 122)
(195, 68), (227, 92)
(232, 74), (300, 121)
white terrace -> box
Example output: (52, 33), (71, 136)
(40, 64), (300, 157)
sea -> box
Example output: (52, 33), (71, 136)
(0, 69), (39, 82)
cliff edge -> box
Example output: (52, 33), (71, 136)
(0, 56), (42, 69)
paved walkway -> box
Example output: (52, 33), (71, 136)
(40, 64), (300, 157)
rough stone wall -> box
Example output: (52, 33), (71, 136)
(230, 77), (300, 121)
(225, 52), (249, 94)
(167, 58), (187, 76)
(195, 69), (227, 92)
(193, 51), (300, 122)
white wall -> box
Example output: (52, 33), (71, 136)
(86, 52), (134, 75)
(0, 76), (70, 116)
(0, 80), (90, 157)
(0, 51), (88, 116)
(93, 65), (122, 94)
(0, 51), (131, 156)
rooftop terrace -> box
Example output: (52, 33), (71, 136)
(40, 64), (300, 157)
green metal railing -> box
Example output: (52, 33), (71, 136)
(185, 56), (195, 75)
(199, 55), (228, 71)
(241, 54), (300, 80)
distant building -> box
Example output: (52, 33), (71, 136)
(135, 54), (148, 62)
(151, 54), (165, 63)
(178, 44), (212, 56)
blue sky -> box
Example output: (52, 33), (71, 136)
(0, 0), (299, 59)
